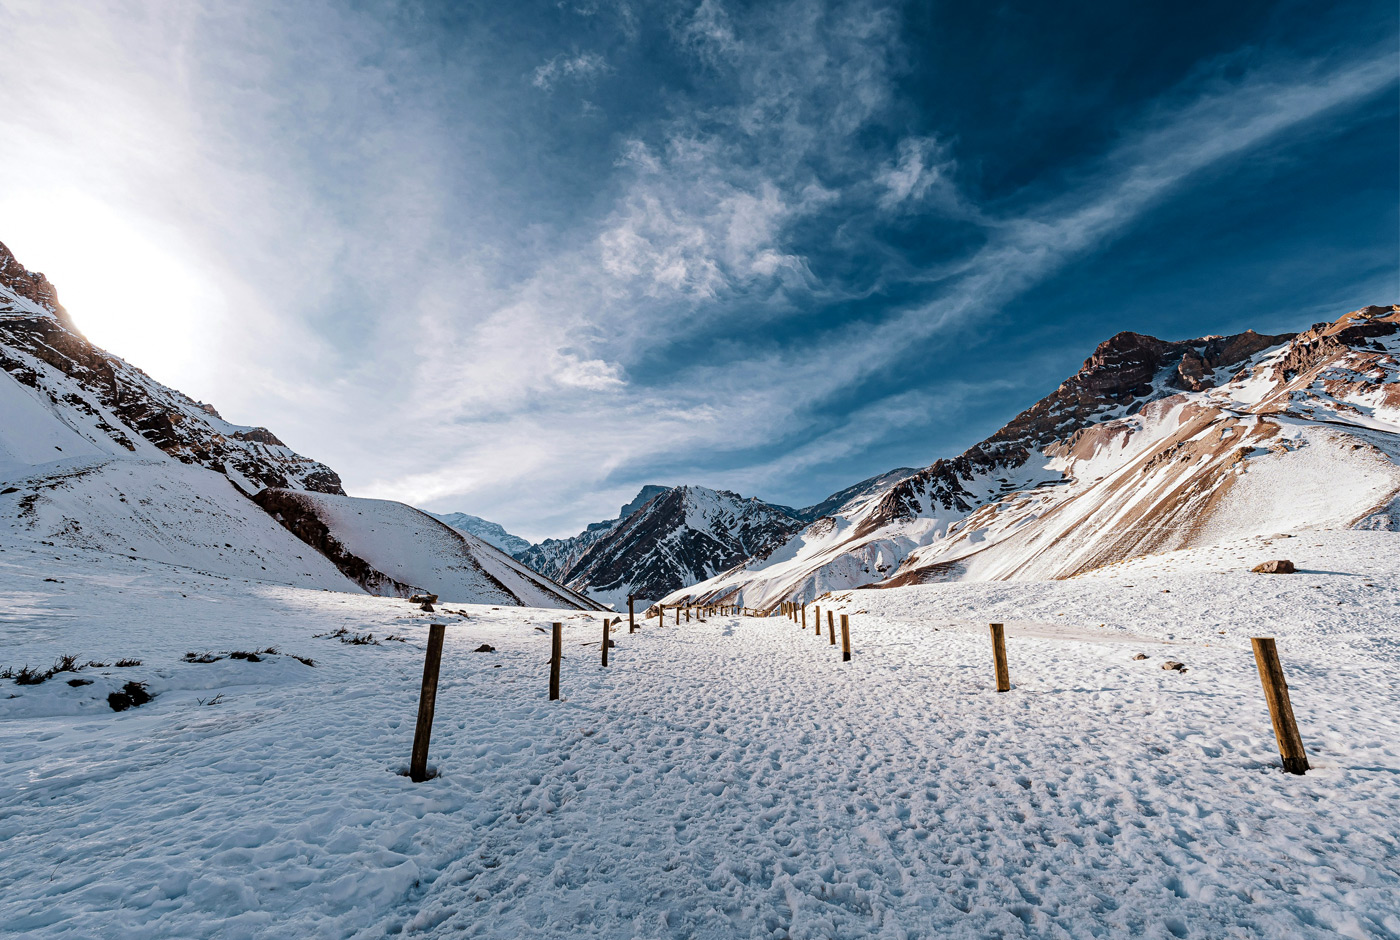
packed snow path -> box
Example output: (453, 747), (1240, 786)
(2, 536), (1399, 938)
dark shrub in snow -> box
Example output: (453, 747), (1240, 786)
(108, 681), (152, 712)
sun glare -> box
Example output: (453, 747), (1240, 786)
(0, 189), (218, 393)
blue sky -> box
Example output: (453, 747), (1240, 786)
(0, 0), (1395, 541)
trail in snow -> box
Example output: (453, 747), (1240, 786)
(1, 534), (1398, 938)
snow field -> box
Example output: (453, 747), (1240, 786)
(2, 532), (1399, 938)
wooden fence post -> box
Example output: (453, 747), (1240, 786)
(801, 605), (807, 631)
(549, 622), (562, 700)
(601, 616), (610, 668)
(840, 614), (851, 662)
(675, 606), (680, 626)
(409, 622), (446, 782)
(686, 603), (691, 623)
(1251, 637), (1309, 775)
(990, 623), (1010, 692)
(657, 604), (663, 627)
(814, 605), (820, 636)
(828, 610), (835, 644)
(629, 594), (636, 633)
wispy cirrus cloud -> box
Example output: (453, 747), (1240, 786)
(532, 51), (610, 90)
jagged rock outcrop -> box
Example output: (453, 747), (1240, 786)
(0, 241), (75, 331)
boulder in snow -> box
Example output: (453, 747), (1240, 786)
(1252, 560), (1296, 574)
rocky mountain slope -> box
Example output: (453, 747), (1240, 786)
(0, 239), (596, 607)
(430, 511), (531, 556)
(520, 484), (802, 608)
(517, 485), (670, 581)
(0, 241), (344, 495)
(662, 305), (1400, 611)
(260, 492), (605, 608)
(793, 467), (916, 522)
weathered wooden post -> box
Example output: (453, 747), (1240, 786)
(409, 622), (446, 782)
(840, 614), (851, 662)
(814, 605), (820, 636)
(827, 610), (835, 644)
(657, 604), (663, 627)
(686, 603), (691, 623)
(675, 606), (680, 625)
(801, 605), (807, 631)
(629, 594), (636, 633)
(1251, 637), (1309, 774)
(601, 616), (610, 668)
(990, 623), (1010, 692)
(549, 622), (563, 700)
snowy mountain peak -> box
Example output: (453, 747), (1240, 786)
(516, 482), (802, 608)
(429, 511), (532, 556)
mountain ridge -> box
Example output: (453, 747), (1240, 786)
(660, 305), (1400, 611)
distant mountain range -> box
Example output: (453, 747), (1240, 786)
(0, 239), (601, 609)
(8, 233), (1395, 617)
(430, 511), (532, 556)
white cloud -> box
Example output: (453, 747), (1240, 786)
(532, 51), (610, 91)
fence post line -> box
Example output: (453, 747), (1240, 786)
(549, 622), (563, 700)
(828, 610), (835, 645)
(840, 614), (851, 662)
(990, 623), (1011, 692)
(601, 615), (610, 667)
(1252, 637), (1310, 775)
(629, 594), (636, 633)
(409, 622), (447, 782)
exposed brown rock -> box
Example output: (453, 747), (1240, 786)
(1252, 559), (1296, 574)
(0, 240), (78, 332)
(856, 327), (1293, 538)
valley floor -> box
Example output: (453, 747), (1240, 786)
(2, 531), (1399, 939)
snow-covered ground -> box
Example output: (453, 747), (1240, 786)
(3, 529), (1399, 938)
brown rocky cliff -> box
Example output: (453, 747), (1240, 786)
(856, 326), (1293, 538)
(0, 240), (79, 333)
